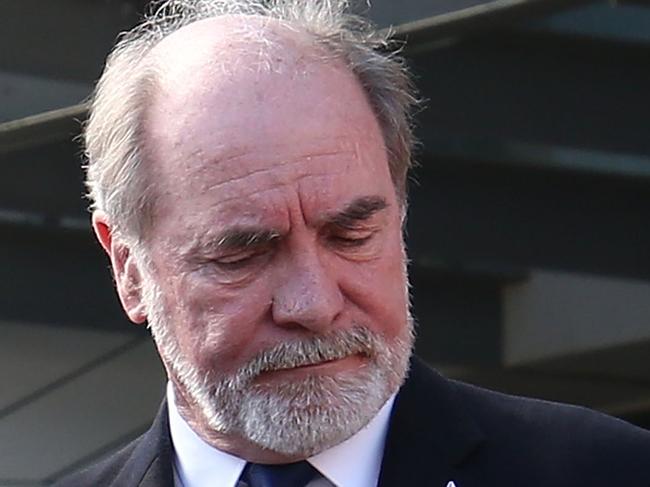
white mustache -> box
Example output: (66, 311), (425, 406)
(235, 325), (377, 380)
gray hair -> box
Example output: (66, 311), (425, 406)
(84, 0), (419, 239)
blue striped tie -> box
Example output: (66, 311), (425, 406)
(241, 461), (320, 487)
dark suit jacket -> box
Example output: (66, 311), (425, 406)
(53, 358), (650, 486)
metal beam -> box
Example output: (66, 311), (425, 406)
(0, 104), (86, 155)
(393, 0), (598, 48)
(420, 135), (650, 180)
(618, 0), (650, 5)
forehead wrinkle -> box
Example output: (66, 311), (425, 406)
(193, 147), (358, 194)
(195, 168), (350, 210)
(168, 170), (344, 248)
(201, 171), (345, 213)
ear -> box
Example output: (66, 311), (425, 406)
(92, 211), (148, 325)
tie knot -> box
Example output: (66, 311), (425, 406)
(241, 461), (319, 487)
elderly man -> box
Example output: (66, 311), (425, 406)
(56, 1), (650, 486)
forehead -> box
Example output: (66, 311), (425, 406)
(141, 16), (392, 233)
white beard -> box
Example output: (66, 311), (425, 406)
(142, 277), (414, 457)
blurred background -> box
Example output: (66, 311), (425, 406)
(1, 0), (649, 484)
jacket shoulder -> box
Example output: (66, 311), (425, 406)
(51, 436), (143, 487)
(452, 377), (649, 443)
(448, 376), (650, 481)
(51, 401), (172, 486)
(396, 359), (650, 485)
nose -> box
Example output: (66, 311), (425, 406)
(271, 249), (344, 333)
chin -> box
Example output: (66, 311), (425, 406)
(234, 367), (395, 456)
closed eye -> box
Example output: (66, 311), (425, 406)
(213, 253), (258, 269)
(209, 244), (276, 272)
(328, 232), (375, 248)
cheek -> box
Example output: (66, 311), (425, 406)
(169, 274), (274, 371)
(340, 239), (409, 338)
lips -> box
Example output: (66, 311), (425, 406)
(282, 357), (340, 370)
(258, 353), (366, 380)
(272, 356), (341, 371)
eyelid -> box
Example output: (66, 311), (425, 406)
(331, 222), (378, 234)
(214, 242), (274, 263)
(327, 228), (377, 247)
(203, 251), (267, 280)
(215, 251), (257, 265)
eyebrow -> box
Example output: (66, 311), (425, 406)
(188, 196), (388, 256)
(192, 228), (281, 255)
(325, 196), (389, 230)
(218, 228), (281, 250)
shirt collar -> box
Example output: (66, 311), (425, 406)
(167, 382), (395, 487)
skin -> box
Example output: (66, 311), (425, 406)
(93, 16), (410, 463)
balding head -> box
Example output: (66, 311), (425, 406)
(147, 14), (328, 107)
(84, 0), (418, 241)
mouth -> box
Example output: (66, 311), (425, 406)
(259, 353), (367, 379)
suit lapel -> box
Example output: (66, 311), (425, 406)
(138, 455), (174, 487)
(378, 358), (484, 487)
(112, 401), (175, 487)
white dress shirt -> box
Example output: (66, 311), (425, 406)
(167, 383), (396, 487)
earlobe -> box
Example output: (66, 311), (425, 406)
(92, 211), (148, 325)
